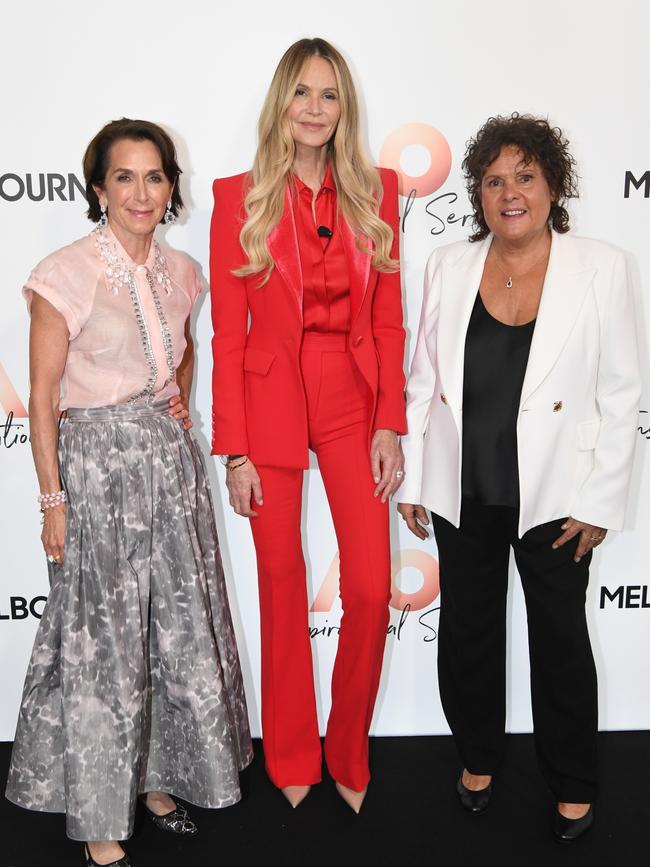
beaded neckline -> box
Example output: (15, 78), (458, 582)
(92, 226), (176, 403)
(93, 227), (173, 296)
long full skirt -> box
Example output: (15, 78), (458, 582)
(5, 402), (253, 841)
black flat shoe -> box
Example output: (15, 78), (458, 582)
(142, 800), (198, 835)
(84, 844), (131, 866)
(456, 774), (492, 814)
(553, 805), (594, 842)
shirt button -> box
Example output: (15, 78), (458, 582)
(136, 266), (144, 272)
(353, 335), (363, 347)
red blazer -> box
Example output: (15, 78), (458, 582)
(209, 167), (406, 468)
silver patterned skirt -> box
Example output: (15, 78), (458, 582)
(5, 401), (253, 841)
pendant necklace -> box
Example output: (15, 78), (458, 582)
(492, 245), (550, 290)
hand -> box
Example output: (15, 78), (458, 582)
(168, 394), (192, 430)
(397, 503), (430, 539)
(552, 517), (607, 562)
(41, 504), (66, 565)
(226, 457), (263, 518)
(370, 429), (405, 503)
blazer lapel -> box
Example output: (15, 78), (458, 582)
(437, 237), (492, 414)
(267, 187), (303, 320)
(340, 219), (371, 322)
(520, 232), (595, 404)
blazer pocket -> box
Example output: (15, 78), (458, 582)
(577, 419), (601, 451)
(243, 347), (276, 376)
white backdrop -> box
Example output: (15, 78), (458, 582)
(1, 0), (648, 741)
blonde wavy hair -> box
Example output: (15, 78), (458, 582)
(235, 38), (398, 283)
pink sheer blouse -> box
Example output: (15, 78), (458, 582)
(23, 227), (203, 409)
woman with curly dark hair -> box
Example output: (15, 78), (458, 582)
(397, 113), (641, 841)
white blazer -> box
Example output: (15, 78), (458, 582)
(397, 231), (642, 537)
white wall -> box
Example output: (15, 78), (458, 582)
(1, 0), (648, 739)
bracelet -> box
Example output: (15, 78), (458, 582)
(219, 453), (244, 466)
(226, 456), (249, 471)
(38, 490), (66, 510)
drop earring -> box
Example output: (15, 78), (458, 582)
(98, 203), (108, 228)
(164, 200), (176, 225)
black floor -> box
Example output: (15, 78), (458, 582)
(1, 733), (649, 867)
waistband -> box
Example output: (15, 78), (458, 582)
(301, 331), (348, 352)
(65, 400), (171, 423)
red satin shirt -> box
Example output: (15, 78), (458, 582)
(291, 164), (350, 333)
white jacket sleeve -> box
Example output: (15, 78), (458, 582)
(571, 251), (642, 529)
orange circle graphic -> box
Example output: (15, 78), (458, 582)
(380, 123), (452, 198)
(390, 549), (440, 612)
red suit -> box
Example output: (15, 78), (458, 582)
(210, 166), (406, 790)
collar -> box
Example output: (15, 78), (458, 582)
(292, 161), (336, 197)
(92, 225), (172, 296)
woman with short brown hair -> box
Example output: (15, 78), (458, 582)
(6, 119), (252, 866)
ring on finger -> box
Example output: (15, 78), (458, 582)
(395, 470), (404, 479)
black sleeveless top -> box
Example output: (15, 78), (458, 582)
(461, 292), (536, 508)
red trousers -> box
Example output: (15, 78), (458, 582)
(249, 332), (391, 791)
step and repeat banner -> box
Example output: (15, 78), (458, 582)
(1, 0), (648, 739)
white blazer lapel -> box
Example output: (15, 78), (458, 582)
(521, 232), (596, 404)
(437, 237), (492, 414)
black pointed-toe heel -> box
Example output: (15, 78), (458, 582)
(553, 805), (594, 842)
(141, 800), (198, 835)
(84, 844), (131, 866)
(456, 774), (492, 814)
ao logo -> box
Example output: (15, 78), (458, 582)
(312, 549), (439, 613)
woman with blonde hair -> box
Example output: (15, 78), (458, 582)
(210, 37), (406, 813)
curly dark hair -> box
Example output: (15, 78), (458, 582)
(462, 113), (578, 242)
(82, 118), (184, 223)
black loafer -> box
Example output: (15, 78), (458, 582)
(142, 800), (198, 835)
(85, 844), (131, 866)
(553, 805), (594, 842)
(456, 774), (492, 814)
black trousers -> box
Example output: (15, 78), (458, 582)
(432, 499), (598, 803)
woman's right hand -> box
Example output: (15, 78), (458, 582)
(397, 502), (430, 540)
(41, 505), (66, 565)
(226, 458), (264, 518)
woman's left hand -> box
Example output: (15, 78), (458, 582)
(370, 429), (404, 503)
(168, 394), (193, 430)
(552, 517), (608, 562)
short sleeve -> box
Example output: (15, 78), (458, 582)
(22, 252), (93, 341)
(166, 248), (204, 306)
(191, 267), (204, 305)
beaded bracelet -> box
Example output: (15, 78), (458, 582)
(38, 490), (67, 510)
